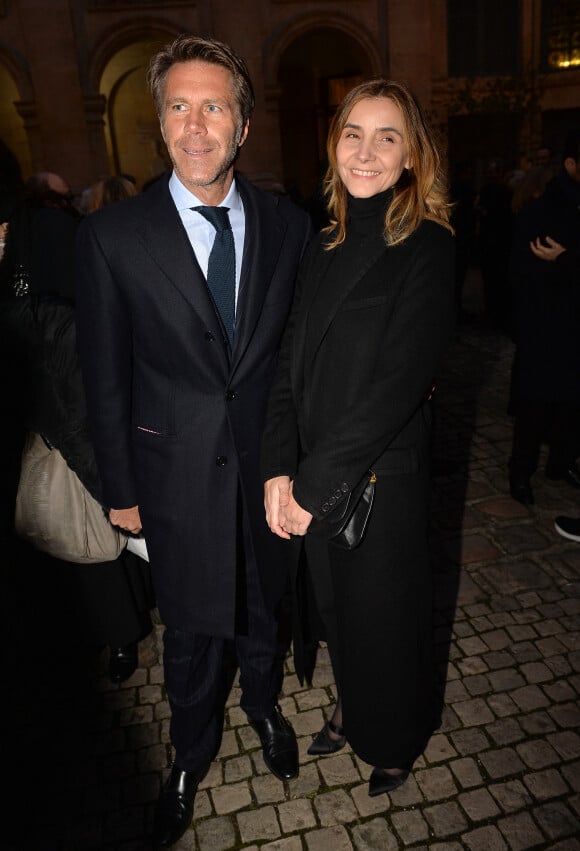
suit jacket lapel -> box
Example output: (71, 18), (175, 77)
(135, 178), (231, 365)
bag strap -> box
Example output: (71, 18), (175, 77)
(12, 204), (32, 297)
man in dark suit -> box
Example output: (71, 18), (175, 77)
(508, 130), (580, 505)
(76, 35), (310, 848)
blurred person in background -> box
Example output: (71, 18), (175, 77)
(508, 131), (580, 505)
(0, 170), (154, 683)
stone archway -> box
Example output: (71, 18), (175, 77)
(100, 41), (171, 187)
(0, 46), (34, 190)
(265, 18), (382, 205)
(87, 23), (178, 189)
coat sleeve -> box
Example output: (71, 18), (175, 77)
(75, 215), (138, 510)
(39, 302), (105, 505)
(260, 238), (318, 482)
(292, 223), (455, 518)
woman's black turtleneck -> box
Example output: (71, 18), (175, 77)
(324, 187), (392, 280)
(304, 188), (392, 372)
(346, 187), (393, 236)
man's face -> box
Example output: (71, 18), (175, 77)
(535, 147), (551, 167)
(160, 60), (249, 205)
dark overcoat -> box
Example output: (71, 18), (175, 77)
(76, 173), (311, 636)
(261, 218), (455, 766)
(262, 219), (455, 516)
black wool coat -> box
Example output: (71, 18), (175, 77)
(76, 173), (311, 636)
(262, 218), (455, 516)
(261, 215), (455, 766)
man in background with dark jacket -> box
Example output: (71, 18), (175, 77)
(508, 130), (580, 505)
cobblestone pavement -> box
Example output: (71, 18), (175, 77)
(3, 274), (580, 850)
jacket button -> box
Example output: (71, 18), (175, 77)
(334, 489), (342, 499)
(321, 502), (329, 513)
(341, 483), (349, 493)
(216, 456), (228, 466)
(328, 496), (336, 506)
(225, 391), (237, 401)
(205, 331), (215, 341)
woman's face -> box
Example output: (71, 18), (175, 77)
(336, 97), (411, 198)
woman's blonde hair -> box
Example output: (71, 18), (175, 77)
(85, 176), (137, 214)
(323, 79), (453, 248)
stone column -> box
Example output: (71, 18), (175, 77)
(15, 0), (93, 190)
(83, 93), (110, 180)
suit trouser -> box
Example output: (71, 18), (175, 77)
(510, 400), (580, 476)
(163, 525), (282, 773)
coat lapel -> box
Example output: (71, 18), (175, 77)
(135, 178), (231, 365)
(230, 175), (286, 373)
(297, 236), (388, 365)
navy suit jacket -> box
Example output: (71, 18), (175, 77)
(76, 172), (311, 635)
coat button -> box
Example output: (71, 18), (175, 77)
(225, 390), (237, 401)
(334, 489), (342, 499)
(216, 456), (228, 466)
(321, 502), (329, 513)
(205, 331), (215, 341)
(328, 496), (336, 506)
(341, 483), (349, 493)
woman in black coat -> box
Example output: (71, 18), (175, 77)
(262, 79), (455, 795)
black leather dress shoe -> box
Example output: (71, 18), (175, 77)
(152, 764), (207, 848)
(509, 475), (534, 505)
(307, 720), (346, 755)
(250, 705), (298, 780)
(109, 643), (138, 683)
(368, 767), (410, 796)
(546, 463), (580, 489)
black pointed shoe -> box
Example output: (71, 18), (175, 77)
(152, 764), (207, 848)
(368, 767), (410, 797)
(109, 643), (138, 683)
(307, 720), (347, 755)
(250, 705), (298, 780)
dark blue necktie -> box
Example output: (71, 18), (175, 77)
(194, 206), (235, 346)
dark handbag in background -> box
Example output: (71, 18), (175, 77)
(309, 470), (376, 551)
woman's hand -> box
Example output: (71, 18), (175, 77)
(530, 236), (566, 261)
(264, 477), (313, 538)
(279, 484), (313, 537)
(264, 476), (292, 539)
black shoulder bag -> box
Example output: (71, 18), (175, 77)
(308, 470), (376, 551)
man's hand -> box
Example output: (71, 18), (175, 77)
(530, 236), (566, 261)
(264, 476), (292, 539)
(109, 505), (142, 535)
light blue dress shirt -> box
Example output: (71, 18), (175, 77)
(168, 172), (245, 316)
